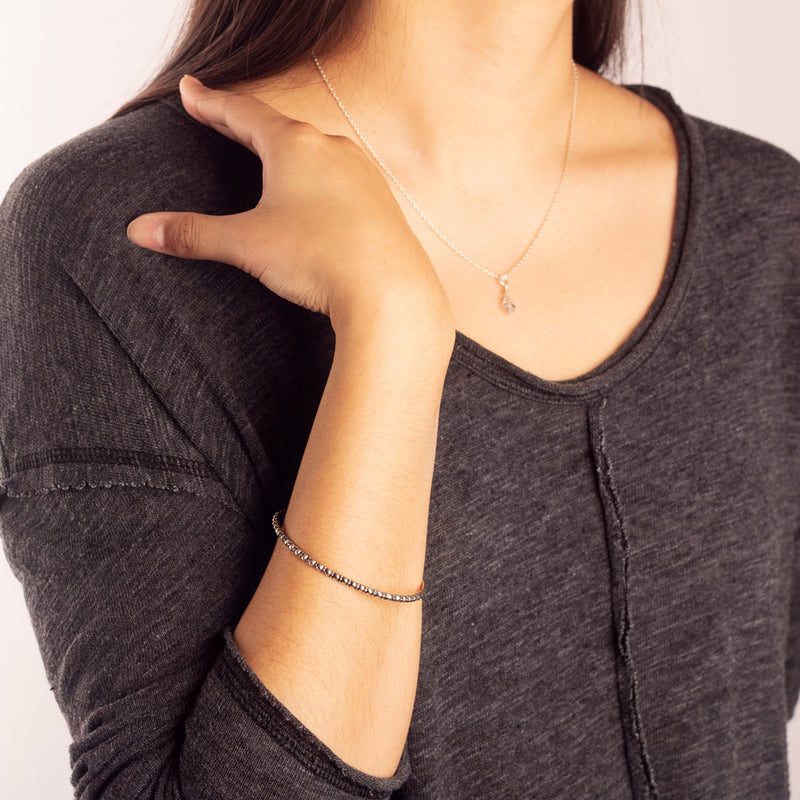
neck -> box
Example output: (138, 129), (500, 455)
(329, 0), (576, 186)
(260, 1), (578, 193)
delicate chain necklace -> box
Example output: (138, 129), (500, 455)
(311, 52), (579, 314)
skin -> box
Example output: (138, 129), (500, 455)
(127, 0), (679, 779)
(231, 0), (680, 380)
(131, 79), (453, 777)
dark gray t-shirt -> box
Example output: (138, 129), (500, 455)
(1, 85), (798, 800)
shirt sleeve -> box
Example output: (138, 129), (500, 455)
(0, 485), (409, 799)
(0, 137), (411, 799)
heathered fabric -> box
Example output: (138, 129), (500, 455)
(0, 85), (798, 800)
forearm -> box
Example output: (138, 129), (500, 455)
(233, 297), (454, 778)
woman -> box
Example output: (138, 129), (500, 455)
(1, 0), (798, 797)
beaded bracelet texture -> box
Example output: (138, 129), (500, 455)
(272, 510), (425, 602)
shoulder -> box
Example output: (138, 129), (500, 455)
(598, 69), (800, 193)
(602, 79), (800, 265)
(633, 85), (800, 231)
(0, 100), (312, 522)
(1, 98), (260, 261)
(0, 98), (266, 389)
(684, 113), (800, 273)
(685, 108), (800, 182)
(686, 108), (800, 213)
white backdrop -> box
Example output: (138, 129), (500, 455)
(1, 1), (799, 797)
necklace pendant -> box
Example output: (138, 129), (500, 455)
(499, 276), (516, 314)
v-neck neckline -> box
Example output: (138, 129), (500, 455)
(450, 84), (700, 401)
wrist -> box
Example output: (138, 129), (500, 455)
(334, 301), (455, 374)
(330, 277), (455, 362)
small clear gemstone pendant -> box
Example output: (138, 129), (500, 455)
(499, 275), (516, 314)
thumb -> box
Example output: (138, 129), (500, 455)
(126, 211), (243, 264)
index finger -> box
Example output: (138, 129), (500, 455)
(179, 75), (294, 156)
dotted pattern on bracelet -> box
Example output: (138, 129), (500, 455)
(272, 510), (425, 603)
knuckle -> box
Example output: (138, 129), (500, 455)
(330, 132), (357, 147)
(239, 244), (270, 284)
(286, 118), (318, 136)
(285, 119), (325, 150)
(330, 133), (363, 157)
(166, 216), (198, 256)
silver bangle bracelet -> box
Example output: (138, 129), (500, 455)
(271, 510), (425, 603)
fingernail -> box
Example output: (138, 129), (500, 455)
(180, 74), (204, 90)
(127, 215), (165, 251)
(126, 217), (143, 243)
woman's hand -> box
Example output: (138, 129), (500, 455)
(127, 77), (455, 778)
(126, 75), (451, 333)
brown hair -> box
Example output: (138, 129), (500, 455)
(116, 0), (633, 117)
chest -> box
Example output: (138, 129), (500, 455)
(403, 142), (681, 382)
(407, 331), (798, 797)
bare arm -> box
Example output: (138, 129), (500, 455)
(236, 303), (452, 777)
(127, 76), (454, 779)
